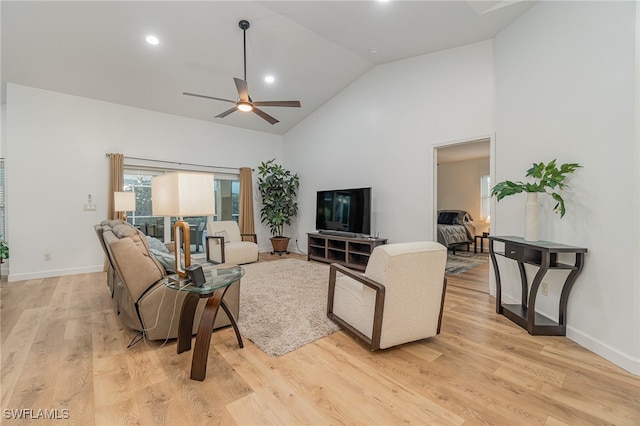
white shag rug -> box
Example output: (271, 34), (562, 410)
(237, 258), (340, 357)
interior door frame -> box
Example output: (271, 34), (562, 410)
(432, 133), (497, 296)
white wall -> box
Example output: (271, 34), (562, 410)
(4, 84), (282, 281)
(494, 1), (639, 374)
(284, 41), (495, 249)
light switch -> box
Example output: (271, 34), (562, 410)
(84, 203), (96, 211)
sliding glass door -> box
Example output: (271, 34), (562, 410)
(123, 170), (239, 243)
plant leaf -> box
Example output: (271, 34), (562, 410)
(551, 192), (566, 217)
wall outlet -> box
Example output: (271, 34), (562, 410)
(84, 203), (96, 211)
(44, 253), (52, 261)
(541, 282), (548, 296)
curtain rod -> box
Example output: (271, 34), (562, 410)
(105, 154), (250, 171)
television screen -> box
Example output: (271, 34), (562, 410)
(316, 187), (371, 236)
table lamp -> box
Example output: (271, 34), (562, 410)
(151, 172), (215, 278)
(114, 191), (136, 221)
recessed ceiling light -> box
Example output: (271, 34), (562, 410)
(265, 75), (275, 84)
(369, 48), (378, 55)
(146, 35), (159, 45)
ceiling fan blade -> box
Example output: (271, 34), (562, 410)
(252, 107), (279, 125)
(252, 101), (301, 108)
(233, 78), (250, 102)
(215, 106), (238, 118)
(183, 92), (236, 103)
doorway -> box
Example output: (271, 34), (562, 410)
(434, 137), (493, 294)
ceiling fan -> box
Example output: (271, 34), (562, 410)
(183, 20), (301, 125)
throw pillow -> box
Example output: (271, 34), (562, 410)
(438, 212), (458, 225)
(213, 230), (230, 243)
(149, 247), (175, 274)
(146, 236), (169, 253)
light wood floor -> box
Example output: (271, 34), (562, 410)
(2, 253), (639, 425)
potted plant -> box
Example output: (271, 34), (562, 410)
(257, 159), (300, 254)
(0, 240), (8, 263)
(491, 159), (581, 241)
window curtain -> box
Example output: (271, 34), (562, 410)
(238, 167), (256, 239)
(108, 153), (124, 220)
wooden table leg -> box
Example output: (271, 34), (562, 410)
(221, 300), (244, 348)
(190, 287), (227, 381)
(177, 293), (200, 354)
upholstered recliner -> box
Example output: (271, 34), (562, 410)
(97, 220), (240, 341)
(94, 219), (122, 297)
(206, 220), (259, 265)
(327, 241), (448, 350)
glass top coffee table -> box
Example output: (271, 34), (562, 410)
(164, 265), (244, 381)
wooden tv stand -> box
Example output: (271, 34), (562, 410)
(307, 232), (387, 271)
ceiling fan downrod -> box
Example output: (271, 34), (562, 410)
(239, 20), (250, 82)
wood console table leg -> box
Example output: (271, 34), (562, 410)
(220, 300), (244, 348)
(177, 293), (200, 354)
(558, 252), (585, 329)
(190, 287), (227, 381)
(527, 253), (549, 334)
(489, 240), (502, 314)
(517, 262), (528, 307)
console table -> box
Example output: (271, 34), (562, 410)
(307, 233), (387, 271)
(488, 236), (587, 336)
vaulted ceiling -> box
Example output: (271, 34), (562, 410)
(1, 1), (535, 135)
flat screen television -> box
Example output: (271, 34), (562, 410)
(315, 187), (371, 237)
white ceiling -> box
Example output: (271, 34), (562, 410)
(1, 1), (535, 135)
(437, 138), (490, 163)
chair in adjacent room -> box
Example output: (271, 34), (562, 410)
(206, 220), (259, 265)
(327, 241), (448, 350)
(189, 221), (206, 252)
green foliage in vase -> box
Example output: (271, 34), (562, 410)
(257, 159), (300, 237)
(0, 240), (8, 262)
(491, 160), (582, 217)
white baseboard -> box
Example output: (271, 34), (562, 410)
(567, 326), (640, 376)
(500, 291), (639, 376)
(8, 265), (104, 282)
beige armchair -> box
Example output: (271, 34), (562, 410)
(328, 241), (447, 350)
(206, 220), (259, 265)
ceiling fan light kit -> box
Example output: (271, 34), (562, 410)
(183, 19), (301, 125)
(237, 102), (253, 112)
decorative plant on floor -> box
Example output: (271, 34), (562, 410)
(492, 160), (581, 241)
(491, 159), (581, 217)
(0, 240), (8, 263)
(257, 159), (300, 254)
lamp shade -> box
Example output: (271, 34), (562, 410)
(114, 191), (136, 212)
(151, 172), (215, 217)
